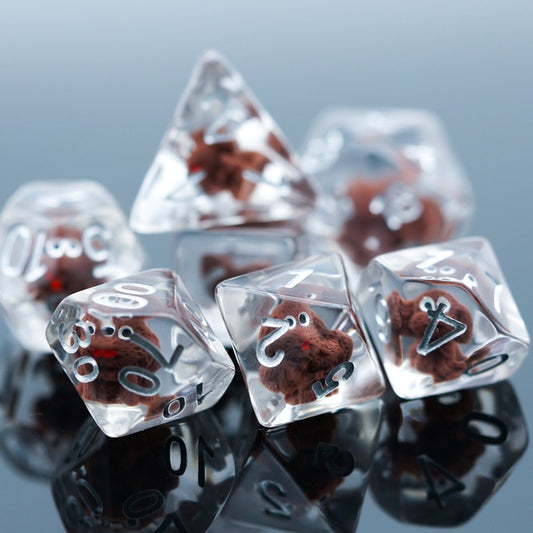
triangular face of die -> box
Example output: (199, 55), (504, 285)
(216, 254), (354, 355)
(217, 254), (351, 306)
(130, 51), (316, 233)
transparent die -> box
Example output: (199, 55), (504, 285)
(46, 269), (235, 437)
(130, 50), (316, 233)
(210, 403), (382, 533)
(0, 180), (144, 351)
(370, 381), (528, 526)
(356, 237), (529, 399)
(0, 345), (87, 479)
(216, 254), (385, 427)
(173, 223), (305, 345)
(299, 108), (473, 266)
(53, 410), (235, 532)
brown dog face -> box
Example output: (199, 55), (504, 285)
(28, 226), (105, 312)
(387, 289), (479, 382)
(257, 300), (353, 405)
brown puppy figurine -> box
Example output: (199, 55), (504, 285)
(258, 300), (353, 405)
(188, 129), (269, 201)
(387, 289), (484, 382)
(339, 178), (448, 267)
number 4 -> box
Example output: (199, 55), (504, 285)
(417, 454), (465, 507)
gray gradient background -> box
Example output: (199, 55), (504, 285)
(0, 1), (532, 531)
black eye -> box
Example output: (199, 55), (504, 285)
(103, 326), (115, 337)
(285, 315), (296, 329)
(298, 312), (310, 326)
(118, 326), (134, 339)
(87, 324), (95, 335)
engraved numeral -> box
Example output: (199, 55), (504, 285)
(197, 435), (214, 488)
(416, 249), (455, 273)
(312, 361), (355, 399)
(417, 454), (465, 508)
(464, 353), (508, 376)
(165, 434), (214, 488)
(166, 435), (187, 476)
(118, 366), (161, 396)
(256, 316), (294, 367)
(122, 489), (165, 520)
(154, 513), (189, 533)
(416, 297), (467, 356)
(312, 442), (355, 476)
(0, 224), (111, 282)
(463, 411), (508, 445)
(258, 480), (293, 518)
(284, 268), (313, 288)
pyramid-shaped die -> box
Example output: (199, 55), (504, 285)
(356, 237), (530, 399)
(216, 254), (385, 427)
(46, 269), (235, 437)
(130, 50), (316, 233)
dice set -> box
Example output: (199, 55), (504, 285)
(0, 49), (529, 530)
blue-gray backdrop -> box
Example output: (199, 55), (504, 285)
(0, 1), (531, 531)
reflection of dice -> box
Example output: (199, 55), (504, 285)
(174, 224), (303, 345)
(300, 109), (473, 266)
(0, 181), (144, 351)
(357, 237), (529, 398)
(216, 254), (385, 427)
(52, 411), (235, 532)
(370, 382), (528, 526)
(0, 346), (87, 479)
(46, 269), (235, 437)
(211, 404), (382, 533)
(130, 50), (316, 233)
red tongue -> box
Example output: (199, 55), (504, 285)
(301, 341), (310, 351)
(92, 348), (117, 359)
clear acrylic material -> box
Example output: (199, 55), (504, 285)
(370, 382), (528, 526)
(0, 346), (87, 479)
(0, 181), (145, 351)
(210, 403), (382, 533)
(216, 254), (385, 427)
(130, 50), (316, 233)
(46, 269), (235, 437)
(299, 108), (473, 266)
(173, 223), (305, 345)
(53, 411), (235, 532)
(356, 237), (530, 399)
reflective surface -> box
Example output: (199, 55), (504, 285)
(1, 2), (532, 532)
(0, 342), (528, 532)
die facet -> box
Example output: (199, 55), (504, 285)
(53, 411), (235, 532)
(173, 223), (305, 345)
(0, 181), (145, 351)
(130, 50), (316, 233)
(211, 404), (382, 533)
(46, 268), (235, 437)
(299, 108), (473, 266)
(356, 237), (529, 399)
(370, 382), (528, 526)
(216, 254), (385, 427)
